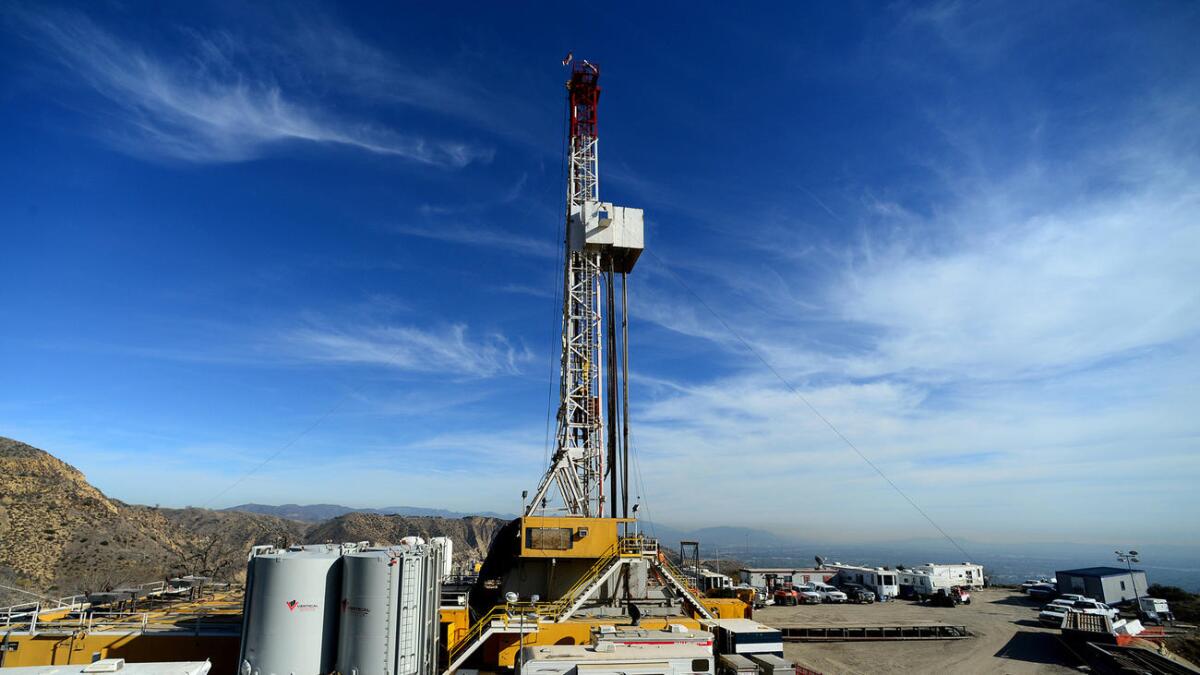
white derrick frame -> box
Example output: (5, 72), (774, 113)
(529, 132), (607, 517)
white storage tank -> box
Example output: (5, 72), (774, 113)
(239, 545), (344, 675)
(430, 536), (453, 577)
(336, 541), (445, 675)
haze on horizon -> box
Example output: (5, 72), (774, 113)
(2, 2), (1197, 548)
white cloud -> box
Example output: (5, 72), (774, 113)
(13, 9), (493, 166)
(628, 342), (1200, 542)
(624, 113), (1200, 543)
(285, 323), (532, 378)
(837, 171), (1200, 380)
(391, 223), (559, 259)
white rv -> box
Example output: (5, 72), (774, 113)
(912, 562), (985, 589)
(827, 563), (899, 600)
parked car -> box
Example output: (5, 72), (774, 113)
(1039, 604), (1071, 627)
(1058, 594), (1093, 604)
(805, 583), (848, 603)
(838, 583), (876, 604)
(926, 589), (956, 607)
(1047, 598), (1078, 611)
(926, 586), (970, 607)
(796, 587), (823, 605)
(1072, 600), (1118, 621)
(1027, 584), (1058, 601)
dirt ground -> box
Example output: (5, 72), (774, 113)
(755, 588), (1079, 675)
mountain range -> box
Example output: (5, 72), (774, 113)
(223, 504), (790, 550)
(0, 436), (506, 604)
(225, 503), (515, 522)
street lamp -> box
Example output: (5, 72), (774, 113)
(505, 592), (523, 673)
(511, 593), (539, 674)
(1115, 550), (1141, 610)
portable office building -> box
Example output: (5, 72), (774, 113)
(1056, 567), (1148, 605)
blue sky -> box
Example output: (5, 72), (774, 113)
(2, 1), (1198, 546)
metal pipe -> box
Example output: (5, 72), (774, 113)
(606, 267), (619, 518)
(621, 272), (630, 519)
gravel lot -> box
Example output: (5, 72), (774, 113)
(755, 588), (1078, 675)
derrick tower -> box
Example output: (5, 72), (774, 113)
(528, 60), (643, 518)
(456, 66), (716, 674)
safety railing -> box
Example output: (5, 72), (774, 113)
(651, 552), (714, 619)
(447, 605), (521, 663)
(0, 578), (215, 627)
(655, 553), (704, 597)
(1, 599), (244, 634)
(449, 536), (653, 663)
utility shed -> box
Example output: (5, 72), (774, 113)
(737, 568), (834, 589)
(701, 618), (783, 657)
(1056, 567), (1149, 605)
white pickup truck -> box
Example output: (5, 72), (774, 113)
(1071, 600), (1119, 621)
(804, 583), (848, 603)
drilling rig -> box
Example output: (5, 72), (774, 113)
(529, 58), (642, 520)
(447, 60), (730, 674)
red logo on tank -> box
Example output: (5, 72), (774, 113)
(286, 600), (298, 612)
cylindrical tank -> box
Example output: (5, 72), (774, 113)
(336, 542), (445, 675)
(430, 537), (453, 577)
(239, 545), (344, 675)
(336, 550), (402, 675)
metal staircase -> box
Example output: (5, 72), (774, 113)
(444, 537), (649, 674)
(552, 545), (629, 622)
(648, 552), (714, 620)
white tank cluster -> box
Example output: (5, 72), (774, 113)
(239, 539), (446, 675)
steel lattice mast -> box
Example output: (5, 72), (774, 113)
(528, 60), (642, 518)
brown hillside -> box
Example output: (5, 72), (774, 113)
(0, 436), (505, 601)
(305, 512), (507, 568)
(0, 437), (308, 597)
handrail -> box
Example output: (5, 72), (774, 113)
(1, 577), (215, 623)
(652, 552), (714, 619)
(449, 536), (650, 662)
(447, 605), (512, 661)
(656, 553), (703, 596)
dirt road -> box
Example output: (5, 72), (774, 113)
(755, 588), (1077, 675)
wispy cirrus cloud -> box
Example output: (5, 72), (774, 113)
(640, 96), (1200, 385)
(630, 338), (1200, 542)
(837, 180), (1200, 380)
(10, 8), (493, 166)
(391, 222), (559, 259)
(285, 323), (532, 378)
(625, 97), (1200, 542)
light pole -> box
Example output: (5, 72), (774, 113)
(505, 592), (522, 673)
(1115, 550), (1141, 610)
